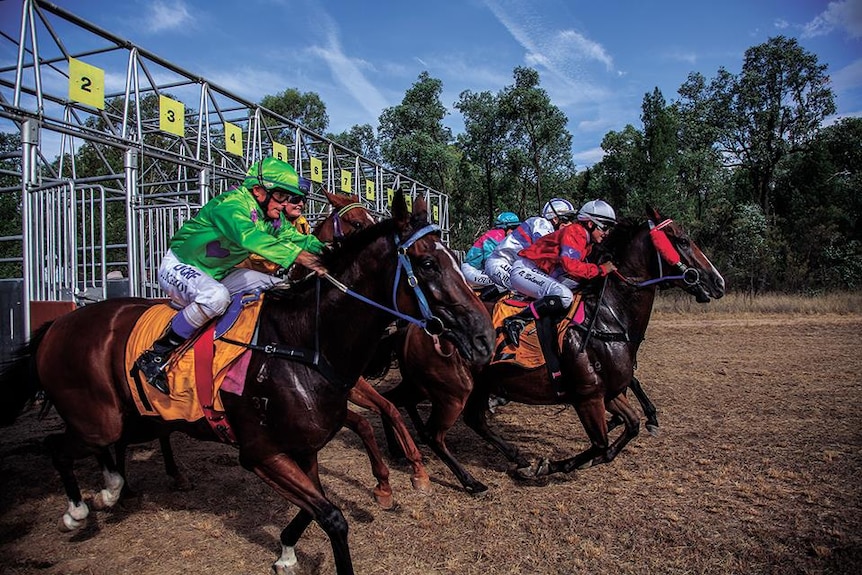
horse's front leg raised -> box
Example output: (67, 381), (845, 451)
(343, 409), (395, 509)
(462, 387), (532, 472)
(349, 377), (431, 492)
(249, 452), (354, 575)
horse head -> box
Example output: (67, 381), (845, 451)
(602, 207), (725, 303)
(389, 192), (494, 366)
(317, 190), (377, 239)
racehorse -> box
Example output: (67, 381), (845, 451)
(119, 190), (432, 508)
(0, 192), (494, 575)
(383, 206), (725, 493)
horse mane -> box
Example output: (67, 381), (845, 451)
(591, 217), (643, 263)
(264, 216), (401, 303)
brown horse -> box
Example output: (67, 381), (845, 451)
(0, 192), (494, 575)
(124, 190), (431, 508)
(383, 206), (725, 493)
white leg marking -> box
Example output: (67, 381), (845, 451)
(94, 469), (124, 509)
(274, 544), (298, 570)
(61, 500), (89, 531)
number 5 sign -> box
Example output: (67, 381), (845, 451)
(68, 58), (104, 110)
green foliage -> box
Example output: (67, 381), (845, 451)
(0, 132), (22, 278)
(327, 124), (380, 162)
(260, 88), (329, 135)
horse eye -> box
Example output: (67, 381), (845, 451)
(677, 237), (690, 249)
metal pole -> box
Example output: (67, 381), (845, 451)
(124, 148), (138, 296)
(20, 118), (39, 339)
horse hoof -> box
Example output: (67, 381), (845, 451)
(465, 482), (488, 495)
(411, 475), (433, 494)
(646, 424), (660, 437)
(170, 474), (194, 492)
(373, 488), (396, 510)
(512, 465), (536, 480)
(59, 514), (84, 532)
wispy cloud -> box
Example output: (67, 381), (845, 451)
(142, 0), (195, 34)
(830, 57), (862, 91)
(304, 11), (390, 121)
(802, 0), (862, 39)
(483, 0), (615, 82)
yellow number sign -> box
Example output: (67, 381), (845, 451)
(272, 141), (287, 162)
(405, 195), (413, 212)
(432, 204), (440, 223)
(159, 95), (184, 137)
(68, 58), (104, 110)
(386, 188), (394, 207)
(310, 157), (323, 183)
(340, 169), (353, 193)
(364, 179), (375, 201)
(224, 122), (243, 156)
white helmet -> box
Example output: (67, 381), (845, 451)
(577, 199), (617, 229)
(542, 198), (575, 221)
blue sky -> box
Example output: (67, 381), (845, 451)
(1, 0), (860, 168)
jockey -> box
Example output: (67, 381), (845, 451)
(460, 211), (521, 294)
(504, 199), (618, 387)
(483, 198), (574, 291)
(135, 157), (328, 394)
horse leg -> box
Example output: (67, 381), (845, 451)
(44, 432), (94, 532)
(349, 377), (431, 492)
(343, 409), (395, 509)
(92, 447), (125, 511)
(249, 452), (353, 575)
(462, 387), (531, 471)
(541, 397), (609, 476)
(114, 440), (139, 500)
(159, 435), (193, 491)
(422, 398), (488, 495)
(629, 376), (659, 436)
(601, 394), (641, 461)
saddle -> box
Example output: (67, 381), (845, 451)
(125, 292), (262, 431)
(490, 294), (584, 369)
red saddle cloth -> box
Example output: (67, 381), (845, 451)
(125, 297), (262, 425)
(490, 294), (584, 369)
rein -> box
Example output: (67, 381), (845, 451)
(323, 223), (445, 336)
(611, 218), (701, 289)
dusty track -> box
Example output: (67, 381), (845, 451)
(1, 313), (860, 574)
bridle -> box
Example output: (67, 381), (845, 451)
(612, 218), (702, 289)
(323, 223), (446, 336)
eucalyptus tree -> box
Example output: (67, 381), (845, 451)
(327, 124), (381, 163)
(259, 88), (329, 135)
(378, 71), (455, 192)
(499, 67), (575, 215)
(705, 36), (835, 217)
(454, 89), (512, 229)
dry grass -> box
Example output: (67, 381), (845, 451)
(654, 290), (862, 315)
(1, 310), (860, 574)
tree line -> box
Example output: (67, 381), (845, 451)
(1, 36), (859, 294)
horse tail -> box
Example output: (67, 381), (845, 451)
(0, 321), (51, 426)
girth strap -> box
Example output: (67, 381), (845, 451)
(220, 337), (353, 391)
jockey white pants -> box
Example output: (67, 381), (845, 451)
(460, 262), (500, 289)
(158, 249), (282, 336)
(509, 259), (578, 309)
(484, 254), (515, 290)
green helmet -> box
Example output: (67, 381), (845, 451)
(242, 157), (307, 196)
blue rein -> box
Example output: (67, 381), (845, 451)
(323, 223), (445, 336)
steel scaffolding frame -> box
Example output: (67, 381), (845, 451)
(0, 0), (450, 334)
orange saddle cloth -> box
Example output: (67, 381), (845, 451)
(490, 294), (584, 369)
(125, 297), (262, 421)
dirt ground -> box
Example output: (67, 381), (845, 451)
(1, 313), (860, 575)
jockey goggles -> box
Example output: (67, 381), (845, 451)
(271, 189), (305, 204)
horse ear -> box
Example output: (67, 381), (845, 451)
(412, 195), (428, 222)
(324, 188), (344, 207)
(392, 190), (410, 226)
(646, 205), (662, 222)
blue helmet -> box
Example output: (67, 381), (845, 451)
(494, 211), (521, 229)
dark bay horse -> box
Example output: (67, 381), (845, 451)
(384, 206), (725, 493)
(0, 192), (494, 575)
(127, 190), (432, 508)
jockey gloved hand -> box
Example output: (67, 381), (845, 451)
(599, 261), (617, 275)
(296, 250), (328, 276)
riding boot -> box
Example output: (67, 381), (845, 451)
(502, 295), (565, 347)
(134, 327), (186, 394)
(534, 315), (564, 394)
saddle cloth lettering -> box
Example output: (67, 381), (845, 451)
(490, 294), (584, 369)
(125, 295), (263, 421)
